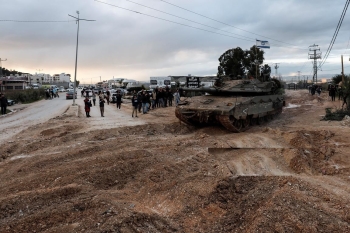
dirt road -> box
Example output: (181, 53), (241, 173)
(0, 90), (350, 232)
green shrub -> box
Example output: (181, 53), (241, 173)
(322, 108), (350, 121)
(5, 89), (46, 104)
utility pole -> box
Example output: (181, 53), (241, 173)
(274, 63), (280, 79)
(341, 55), (344, 84)
(68, 11), (95, 105)
(0, 58), (7, 77)
(308, 44), (321, 84)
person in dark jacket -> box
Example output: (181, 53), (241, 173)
(330, 85), (337, 101)
(0, 94), (8, 115)
(137, 91), (143, 113)
(131, 94), (138, 117)
(99, 98), (105, 117)
(84, 96), (91, 117)
(116, 90), (122, 109)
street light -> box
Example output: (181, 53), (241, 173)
(68, 11), (95, 105)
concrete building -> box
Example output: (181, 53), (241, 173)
(0, 76), (29, 91)
(51, 73), (71, 83)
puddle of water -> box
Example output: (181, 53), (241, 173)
(285, 103), (301, 109)
(10, 154), (33, 160)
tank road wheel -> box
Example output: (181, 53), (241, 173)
(234, 119), (243, 131)
(250, 117), (258, 126)
(263, 115), (269, 122)
(257, 116), (262, 125)
(242, 117), (250, 128)
(217, 115), (241, 133)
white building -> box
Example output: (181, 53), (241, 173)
(51, 73), (71, 83)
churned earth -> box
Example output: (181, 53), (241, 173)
(0, 89), (350, 233)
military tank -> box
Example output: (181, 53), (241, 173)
(175, 76), (285, 132)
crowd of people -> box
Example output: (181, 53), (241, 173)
(308, 84), (346, 103)
(45, 87), (59, 100)
(131, 86), (181, 117)
(83, 89), (123, 118)
(82, 85), (184, 118)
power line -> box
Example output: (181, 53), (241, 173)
(95, 0), (307, 50)
(159, 0), (304, 48)
(123, 0), (254, 41)
(319, 0), (350, 68)
(125, 0), (307, 50)
(0, 20), (75, 23)
(319, 65), (350, 72)
(95, 0), (256, 42)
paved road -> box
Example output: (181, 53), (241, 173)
(0, 95), (75, 144)
(0, 95), (145, 144)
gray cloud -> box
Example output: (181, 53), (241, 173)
(1, 0), (349, 82)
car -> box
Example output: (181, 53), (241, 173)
(66, 91), (77, 99)
(110, 93), (118, 103)
(7, 99), (15, 106)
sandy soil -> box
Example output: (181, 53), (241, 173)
(1, 90), (350, 232)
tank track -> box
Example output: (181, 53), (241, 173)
(217, 115), (248, 133)
(176, 107), (283, 133)
(175, 108), (192, 125)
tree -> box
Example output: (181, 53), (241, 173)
(260, 64), (271, 81)
(331, 74), (349, 84)
(75, 80), (80, 87)
(217, 46), (266, 79)
(217, 47), (245, 77)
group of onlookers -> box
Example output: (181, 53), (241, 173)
(308, 84), (345, 102)
(45, 87), (59, 99)
(84, 89), (123, 117)
(131, 86), (181, 117)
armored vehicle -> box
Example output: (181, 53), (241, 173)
(175, 77), (284, 132)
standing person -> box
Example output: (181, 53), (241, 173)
(46, 89), (51, 100)
(84, 96), (91, 117)
(137, 91), (143, 113)
(92, 91), (96, 106)
(174, 89), (181, 106)
(152, 90), (157, 109)
(98, 91), (104, 100)
(0, 94), (8, 115)
(158, 88), (164, 107)
(142, 90), (148, 114)
(338, 86), (343, 100)
(131, 93), (138, 117)
(56, 88), (59, 98)
(316, 86), (322, 96)
(99, 98), (105, 117)
(330, 85), (336, 101)
(116, 90), (122, 109)
(106, 89), (110, 105)
(168, 90), (173, 106)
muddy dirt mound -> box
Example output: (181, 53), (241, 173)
(286, 130), (337, 174)
(205, 176), (350, 232)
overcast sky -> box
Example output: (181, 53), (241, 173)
(1, 0), (350, 83)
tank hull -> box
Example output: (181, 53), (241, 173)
(175, 95), (284, 132)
